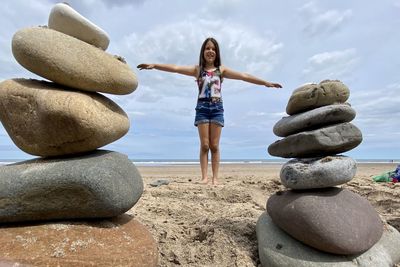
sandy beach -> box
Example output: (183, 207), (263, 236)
(129, 163), (400, 267)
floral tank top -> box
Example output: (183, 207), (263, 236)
(197, 67), (222, 99)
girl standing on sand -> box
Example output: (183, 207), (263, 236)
(137, 37), (282, 185)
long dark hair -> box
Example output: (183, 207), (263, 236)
(198, 37), (221, 69)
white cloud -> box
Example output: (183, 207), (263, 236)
(205, 0), (244, 7)
(46, 0), (140, 13)
(127, 111), (146, 116)
(299, 2), (353, 37)
(303, 48), (358, 80)
(351, 82), (400, 120)
(100, 0), (145, 7)
(349, 82), (400, 155)
(115, 17), (282, 97)
(201, 0), (246, 17)
(129, 85), (162, 104)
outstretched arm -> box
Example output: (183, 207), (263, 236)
(137, 63), (198, 78)
(222, 66), (282, 88)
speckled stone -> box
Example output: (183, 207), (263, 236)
(0, 79), (129, 157)
(286, 80), (350, 115)
(0, 214), (158, 267)
(12, 27), (137, 95)
(280, 156), (356, 189)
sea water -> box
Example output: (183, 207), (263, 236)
(1, 158), (399, 166)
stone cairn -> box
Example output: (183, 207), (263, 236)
(256, 80), (400, 267)
(0, 3), (157, 266)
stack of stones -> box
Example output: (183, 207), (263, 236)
(0, 3), (157, 266)
(256, 80), (400, 267)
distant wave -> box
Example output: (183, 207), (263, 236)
(0, 159), (284, 166)
(1, 159), (399, 167)
(0, 161), (17, 166)
(131, 159), (287, 167)
(355, 159), (400, 164)
(132, 159), (400, 166)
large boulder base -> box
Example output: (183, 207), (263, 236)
(268, 122), (362, 158)
(12, 27), (137, 95)
(256, 212), (400, 267)
(273, 104), (356, 137)
(267, 188), (383, 255)
(286, 80), (350, 115)
(0, 215), (158, 267)
(0, 79), (129, 157)
(49, 3), (110, 50)
(0, 150), (143, 223)
(280, 156), (356, 189)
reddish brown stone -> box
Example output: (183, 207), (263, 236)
(0, 260), (31, 266)
(267, 188), (383, 255)
(0, 215), (158, 267)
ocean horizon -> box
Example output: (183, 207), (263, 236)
(0, 158), (399, 166)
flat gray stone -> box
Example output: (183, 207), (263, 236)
(150, 179), (170, 187)
(286, 80), (350, 115)
(268, 122), (362, 158)
(12, 27), (137, 95)
(256, 212), (400, 267)
(0, 150), (143, 223)
(273, 104), (356, 137)
(267, 188), (383, 255)
(280, 156), (356, 189)
(0, 79), (129, 157)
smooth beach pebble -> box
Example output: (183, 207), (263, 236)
(0, 150), (143, 223)
(49, 2), (110, 50)
(273, 104), (356, 137)
(150, 179), (170, 187)
(268, 122), (362, 158)
(0, 79), (129, 157)
(286, 80), (350, 115)
(12, 27), (137, 95)
(280, 156), (357, 189)
(266, 188), (383, 255)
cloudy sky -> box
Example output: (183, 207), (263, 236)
(1, 0), (399, 160)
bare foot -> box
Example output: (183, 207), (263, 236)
(212, 180), (218, 186)
(201, 178), (209, 184)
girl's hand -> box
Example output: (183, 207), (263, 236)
(265, 82), (282, 88)
(137, 64), (155, 70)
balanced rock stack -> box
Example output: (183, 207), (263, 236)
(0, 3), (157, 266)
(256, 80), (400, 267)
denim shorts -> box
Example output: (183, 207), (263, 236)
(194, 100), (224, 127)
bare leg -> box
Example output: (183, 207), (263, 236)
(197, 123), (210, 183)
(209, 123), (222, 185)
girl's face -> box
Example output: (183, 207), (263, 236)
(203, 40), (216, 66)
